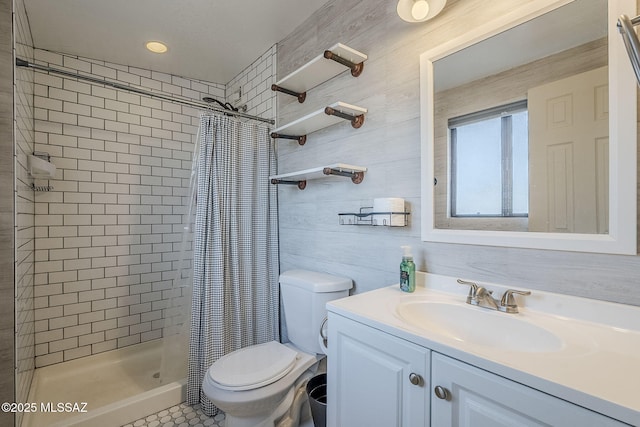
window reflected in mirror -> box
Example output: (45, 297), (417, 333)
(449, 101), (529, 218)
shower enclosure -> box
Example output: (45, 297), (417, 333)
(13, 40), (276, 426)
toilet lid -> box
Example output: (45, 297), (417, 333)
(208, 341), (298, 391)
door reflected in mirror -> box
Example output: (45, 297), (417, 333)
(433, 0), (608, 233)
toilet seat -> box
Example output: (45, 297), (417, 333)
(208, 341), (298, 391)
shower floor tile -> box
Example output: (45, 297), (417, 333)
(121, 403), (225, 427)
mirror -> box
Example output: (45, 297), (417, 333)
(421, 0), (637, 254)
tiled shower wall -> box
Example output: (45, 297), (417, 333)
(31, 46), (276, 368)
(226, 44), (276, 120)
(14, 0), (35, 411)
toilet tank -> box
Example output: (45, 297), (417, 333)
(280, 270), (352, 354)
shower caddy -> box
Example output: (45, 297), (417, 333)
(269, 43), (369, 189)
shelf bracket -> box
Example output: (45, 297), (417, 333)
(270, 178), (307, 190)
(270, 132), (307, 146)
(324, 50), (364, 77)
(323, 167), (365, 184)
(271, 84), (306, 103)
(324, 107), (365, 129)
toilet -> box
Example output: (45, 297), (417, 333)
(202, 269), (352, 427)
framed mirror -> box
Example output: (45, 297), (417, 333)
(420, 0), (637, 254)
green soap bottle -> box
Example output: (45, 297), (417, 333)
(400, 245), (415, 293)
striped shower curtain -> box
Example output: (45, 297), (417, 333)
(187, 113), (280, 416)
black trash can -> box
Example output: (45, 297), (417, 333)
(306, 373), (327, 427)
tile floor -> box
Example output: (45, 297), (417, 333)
(122, 403), (225, 427)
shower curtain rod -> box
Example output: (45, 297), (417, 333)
(15, 58), (275, 125)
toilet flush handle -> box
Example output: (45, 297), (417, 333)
(319, 316), (329, 348)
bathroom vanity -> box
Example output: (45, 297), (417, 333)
(326, 273), (640, 426)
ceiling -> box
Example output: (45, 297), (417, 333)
(24, 0), (330, 84)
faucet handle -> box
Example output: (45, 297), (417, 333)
(499, 289), (531, 313)
(457, 279), (479, 303)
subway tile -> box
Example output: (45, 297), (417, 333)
(35, 343), (49, 357)
(63, 79), (92, 95)
(63, 302), (92, 316)
(91, 257), (117, 268)
(63, 323), (91, 338)
(79, 246), (105, 259)
(104, 98), (129, 113)
(78, 289), (104, 302)
(78, 115), (104, 129)
(78, 268), (105, 281)
(91, 63), (117, 79)
(78, 225), (105, 236)
(35, 306), (63, 321)
(117, 92), (141, 106)
(34, 72), (63, 89)
(78, 310), (104, 324)
(35, 352), (63, 368)
(92, 340), (117, 354)
(63, 280), (91, 293)
(92, 236), (118, 246)
(91, 85), (117, 100)
(78, 332), (104, 346)
(49, 314), (78, 330)
(118, 335), (140, 348)
(35, 95), (62, 111)
(63, 258), (92, 271)
(78, 93), (105, 108)
(63, 236), (92, 248)
(63, 101), (91, 116)
(105, 162), (129, 174)
(105, 204), (129, 215)
(49, 293), (78, 307)
(92, 300), (117, 313)
(64, 345), (91, 361)
(105, 120), (129, 133)
(130, 104), (151, 117)
(49, 337), (77, 353)
(91, 277), (116, 289)
(34, 283), (63, 297)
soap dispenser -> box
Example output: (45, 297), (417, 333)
(400, 245), (415, 293)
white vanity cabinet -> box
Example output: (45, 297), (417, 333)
(431, 353), (628, 427)
(328, 313), (631, 427)
(327, 313), (430, 427)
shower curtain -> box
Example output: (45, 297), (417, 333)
(187, 113), (280, 416)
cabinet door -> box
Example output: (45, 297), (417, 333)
(431, 353), (629, 427)
(327, 313), (430, 427)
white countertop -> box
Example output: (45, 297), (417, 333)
(327, 272), (640, 426)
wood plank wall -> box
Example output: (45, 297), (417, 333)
(0, 0), (15, 424)
(276, 0), (640, 306)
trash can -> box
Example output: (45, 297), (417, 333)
(306, 373), (327, 427)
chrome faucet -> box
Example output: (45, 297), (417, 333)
(457, 279), (531, 313)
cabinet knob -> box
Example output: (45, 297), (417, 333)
(409, 373), (424, 386)
(434, 385), (452, 401)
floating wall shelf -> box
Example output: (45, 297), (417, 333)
(270, 163), (367, 190)
(271, 43), (368, 103)
(270, 102), (367, 145)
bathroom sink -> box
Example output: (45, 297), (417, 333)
(396, 301), (564, 353)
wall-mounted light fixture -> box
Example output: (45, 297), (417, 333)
(397, 0), (447, 23)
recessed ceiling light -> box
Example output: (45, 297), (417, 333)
(146, 41), (168, 54)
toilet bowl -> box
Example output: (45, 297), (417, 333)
(202, 270), (352, 427)
(202, 341), (317, 427)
